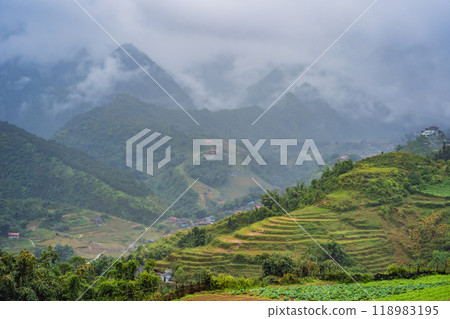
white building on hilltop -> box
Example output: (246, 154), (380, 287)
(420, 126), (439, 137)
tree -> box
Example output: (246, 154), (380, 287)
(429, 250), (449, 272)
(176, 227), (210, 248)
(307, 241), (353, 267)
(39, 246), (60, 267)
(144, 259), (156, 272)
(322, 241), (353, 266)
(0, 218), (11, 234)
(261, 254), (294, 277)
(409, 212), (449, 259)
(136, 271), (160, 294)
(55, 244), (74, 262)
(173, 266), (188, 283)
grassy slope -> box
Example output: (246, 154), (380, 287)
(154, 153), (449, 277)
(422, 178), (450, 197)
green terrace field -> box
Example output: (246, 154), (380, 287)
(175, 203), (395, 274)
(152, 153), (450, 279)
(0, 209), (172, 258)
(421, 178), (450, 197)
(160, 191), (444, 276)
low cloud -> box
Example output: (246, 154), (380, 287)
(1, 0), (449, 126)
(53, 56), (139, 113)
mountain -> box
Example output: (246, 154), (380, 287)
(0, 44), (195, 138)
(147, 152), (450, 276)
(52, 95), (337, 213)
(53, 93), (415, 219)
(0, 121), (166, 225)
(240, 64), (406, 139)
(110, 44), (195, 110)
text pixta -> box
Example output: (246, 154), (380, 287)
(193, 138), (325, 166)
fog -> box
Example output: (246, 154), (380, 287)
(1, 0), (450, 126)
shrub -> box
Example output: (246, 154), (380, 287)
(232, 252), (249, 263)
(386, 264), (410, 278)
(211, 274), (256, 290)
(293, 260), (320, 278)
(279, 273), (300, 284)
(261, 254), (294, 277)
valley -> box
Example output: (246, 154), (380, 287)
(0, 43), (448, 302)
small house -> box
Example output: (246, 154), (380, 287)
(8, 233), (20, 239)
(421, 126), (439, 137)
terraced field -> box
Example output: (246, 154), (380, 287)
(165, 193), (407, 275)
(23, 210), (165, 258)
(167, 248), (262, 277)
(158, 153), (449, 278)
(421, 178), (450, 197)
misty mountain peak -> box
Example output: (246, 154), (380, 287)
(113, 43), (159, 70)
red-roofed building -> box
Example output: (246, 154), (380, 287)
(8, 233), (20, 239)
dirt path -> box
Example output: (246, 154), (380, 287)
(181, 292), (272, 301)
(27, 238), (35, 247)
(90, 251), (105, 262)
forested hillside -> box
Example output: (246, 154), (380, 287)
(0, 121), (166, 227)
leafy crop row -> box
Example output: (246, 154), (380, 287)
(231, 282), (449, 301)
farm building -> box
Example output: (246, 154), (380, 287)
(8, 233), (20, 239)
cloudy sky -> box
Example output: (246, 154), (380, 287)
(1, 0), (450, 125)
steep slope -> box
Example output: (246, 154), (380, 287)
(110, 43), (195, 109)
(0, 121), (166, 225)
(0, 44), (195, 137)
(151, 152), (449, 276)
(52, 95), (326, 213)
(240, 63), (406, 139)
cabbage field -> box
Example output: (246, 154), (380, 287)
(231, 277), (450, 301)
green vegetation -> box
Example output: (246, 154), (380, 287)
(1, 140), (449, 300)
(176, 227), (211, 248)
(149, 152), (448, 280)
(422, 178), (450, 197)
(0, 121), (166, 226)
(0, 247), (162, 301)
(377, 285), (450, 301)
(0, 199), (168, 258)
(433, 142), (450, 161)
(233, 276), (449, 301)
(2, 245), (448, 301)
(399, 135), (444, 156)
(52, 94), (325, 216)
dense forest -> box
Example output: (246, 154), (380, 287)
(0, 121), (166, 229)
